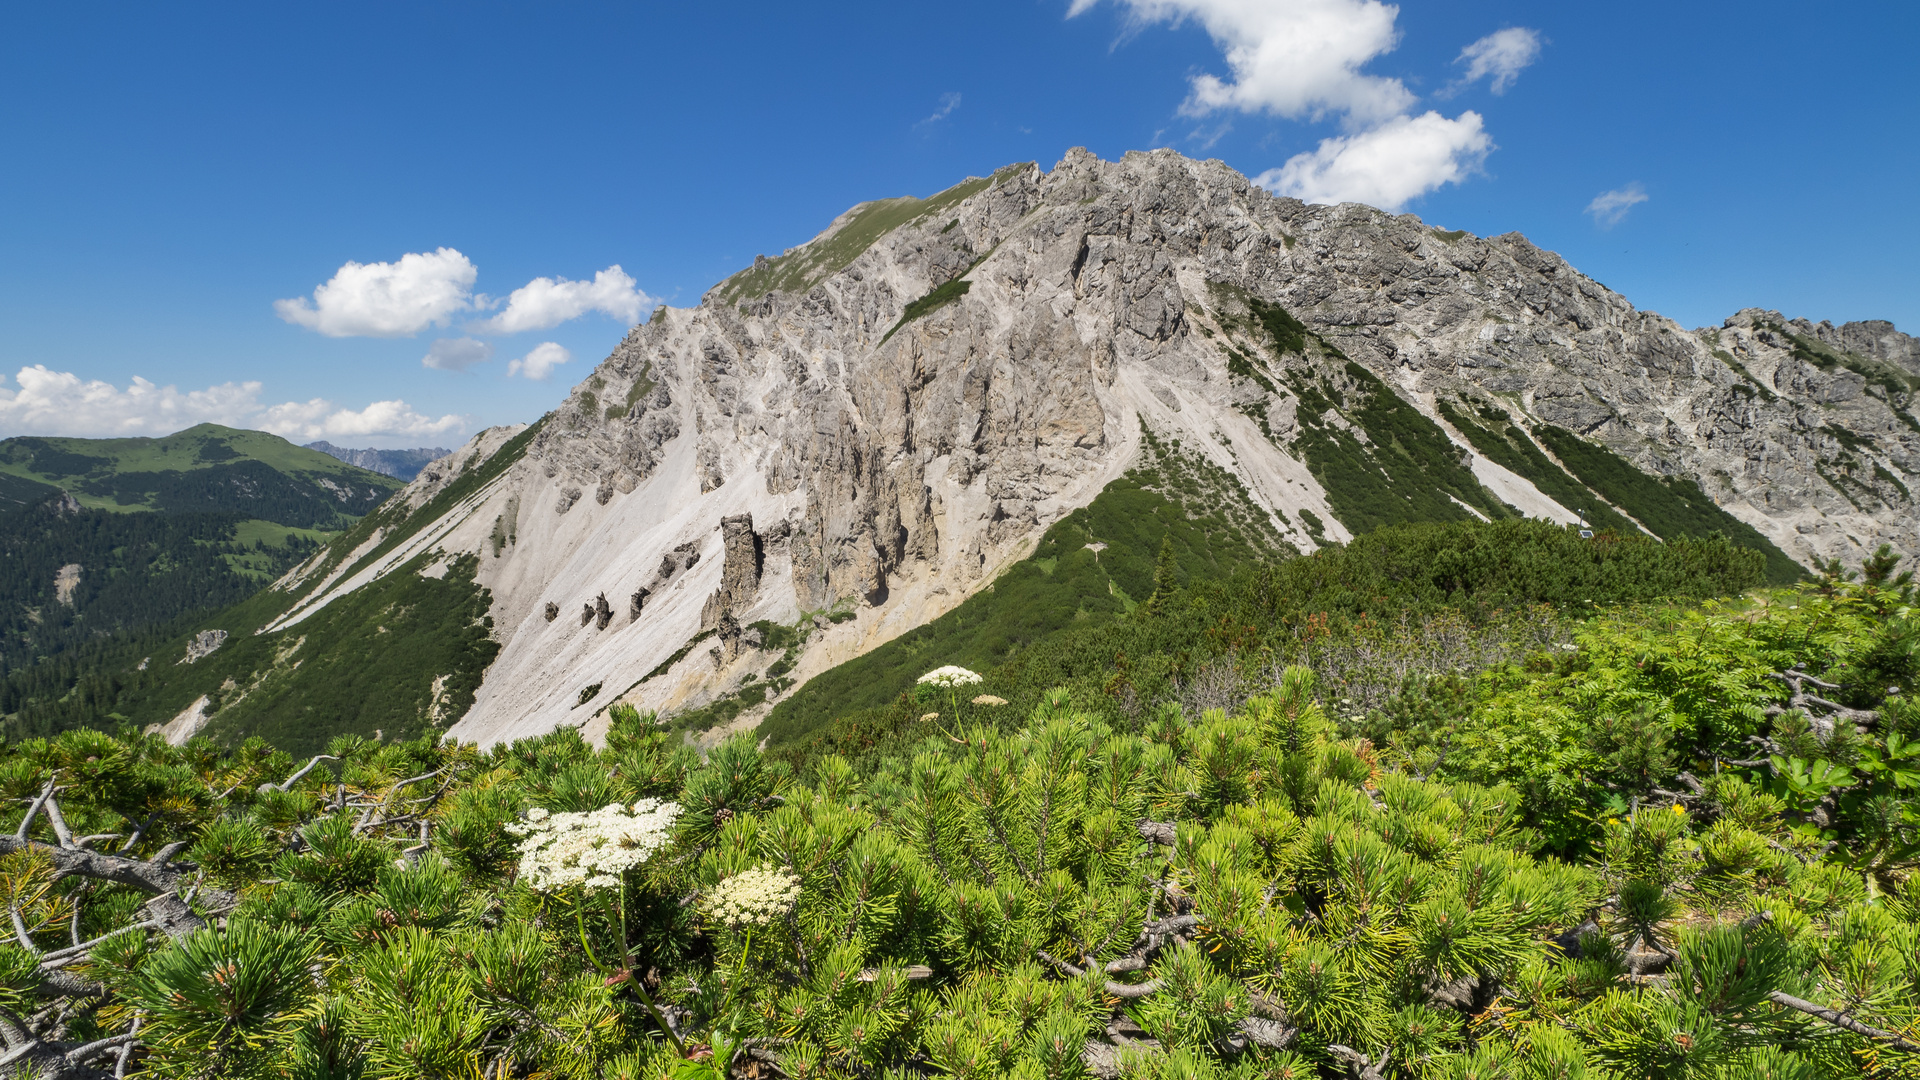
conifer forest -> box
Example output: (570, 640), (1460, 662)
(0, 522), (1916, 1079)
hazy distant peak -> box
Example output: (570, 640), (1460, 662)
(304, 441), (452, 481)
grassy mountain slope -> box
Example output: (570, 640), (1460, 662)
(0, 423), (398, 524)
(0, 422), (543, 750)
(710, 164), (1031, 306)
(1201, 284), (1518, 535)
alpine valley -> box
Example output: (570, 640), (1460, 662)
(51, 149), (1920, 756)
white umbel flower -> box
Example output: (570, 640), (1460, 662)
(507, 799), (680, 892)
(703, 867), (801, 928)
(917, 666), (982, 687)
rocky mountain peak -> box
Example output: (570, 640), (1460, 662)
(264, 147), (1914, 748)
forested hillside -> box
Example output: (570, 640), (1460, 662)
(0, 425), (402, 734)
(0, 528), (1912, 1078)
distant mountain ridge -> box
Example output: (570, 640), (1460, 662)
(304, 441), (452, 481)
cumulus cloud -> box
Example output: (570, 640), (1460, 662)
(256, 398), (465, 441)
(0, 367), (263, 437)
(1452, 28), (1541, 95)
(422, 337), (494, 371)
(1072, 0), (1412, 123)
(0, 366), (465, 442)
(507, 342), (571, 381)
(1253, 110), (1492, 210)
(1070, 1), (1523, 209)
(468, 266), (654, 336)
(1586, 183), (1649, 227)
(274, 248), (478, 338)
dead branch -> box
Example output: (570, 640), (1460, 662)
(1328, 1044), (1391, 1080)
(265, 755), (339, 794)
(1768, 991), (1920, 1054)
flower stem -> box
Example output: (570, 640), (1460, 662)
(613, 875), (687, 1057)
(573, 903), (608, 975)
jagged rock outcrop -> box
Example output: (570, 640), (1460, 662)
(701, 513), (763, 630)
(264, 148), (1915, 747)
(181, 630), (227, 664)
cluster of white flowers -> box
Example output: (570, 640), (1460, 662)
(971, 694), (1008, 707)
(507, 799), (680, 891)
(702, 867), (801, 928)
(918, 666), (982, 687)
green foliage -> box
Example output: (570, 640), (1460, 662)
(1530, 424), (1803, 584)
(881, 276), (973, 344)
(1438, 397), (1641, 537)
(127, 919), (319, 1078)
(776, 518), (1764, 774)
(8, 575), (1920, 1079)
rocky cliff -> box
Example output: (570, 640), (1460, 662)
(262, 148), (1917, 748)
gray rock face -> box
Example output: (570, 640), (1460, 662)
(285, 147), (1911, 747)
(526, 148), (1912, 583)
(181, 629), (227, 664)
(701, 513), (763, 630)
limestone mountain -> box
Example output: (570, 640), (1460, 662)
(88, 149), (1918, 752)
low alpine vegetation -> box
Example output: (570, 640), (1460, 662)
(0, 533), (1913, 1079)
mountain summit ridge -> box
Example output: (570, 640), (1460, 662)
(119, 148), (1920, 749)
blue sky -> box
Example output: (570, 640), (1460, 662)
(2, 1), (1914, 447)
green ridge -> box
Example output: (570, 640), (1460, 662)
(1437, 399), (1641, 536)
(1531, 424), (1803, 584)
(775, 518), (1767, 774)
(0, 424), (399, 520)
(711, 164), (1028, 306)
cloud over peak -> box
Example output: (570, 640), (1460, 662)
(1071, 1), (1539, 211)
(273, 248), (478, 338)
(469, 267), (654, 336)
(507, 342), (571, 381)
(1255, 110), (1492, 209)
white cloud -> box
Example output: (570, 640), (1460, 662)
(1586, 183), (1649, 228)
(507, 342), (571, 381)
(0, 367), (264, 437)
(1452, 28), (1541, 95)
(256, 398), (465, 441)
(921, 92), (962, 125)
(1254, 110), (1492, 210)
(0, 365), (466, 442)
(274, 248), (478, 338)
(1072, 0), (1413, 124)
(468, 266), (654, 336)
(422, 337), (494, 371)
(1070, 1), (1505, 209)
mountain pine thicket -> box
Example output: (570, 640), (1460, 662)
(0, 524), (1915, 1079)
